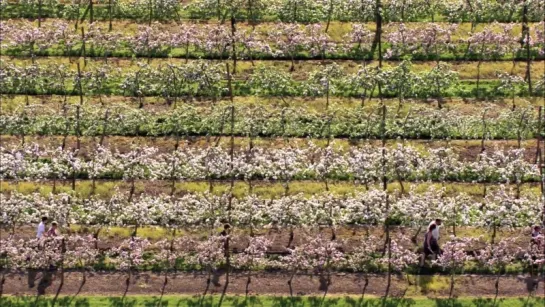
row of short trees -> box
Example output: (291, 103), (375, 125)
(2, 104), (539, 140)
(2, 185), (542, 238)
(0, 233), (541, 299)
(1, 143), (539, 185)
(3, 21), (544, 62)
(2, 0), (545, 23)
(5, 60), (544, 102)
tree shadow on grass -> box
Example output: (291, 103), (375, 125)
(213, 296), (264, 307)
(516, 296), (545, 307)
(140, 296), (169, 307)
(340, 297), (417, 307)
(182, 295), (215, 307)
(230, 296), (262, 307)
(108, 296), (138, 307)
(432, 298), (464, 307)
(270, 296), (305, 307)
(471, 297), (506, 307)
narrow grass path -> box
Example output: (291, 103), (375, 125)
(1, 180), (541, 198)
(1, 295), (544, 306)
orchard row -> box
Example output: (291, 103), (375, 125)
(2, 185), (541, 231)
(2, 60), (545, 102)
(2, 21), (544, 61)
(1, 143), (539, 183)
(2, 103), (538, 139)
(0, 232), (540, 290)
(2, 0), (545, 23)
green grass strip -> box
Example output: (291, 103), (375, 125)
(1, 295), (544, 307)
(1, 180), (541, 199)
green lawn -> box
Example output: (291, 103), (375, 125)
(1, 295), (544, 307)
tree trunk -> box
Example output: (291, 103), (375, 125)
(287, 270), (297, 298)
(80, 28), (86, 67)
(480, 109), (487, 152)
(38, 0), (42, 27)
(384, 237), (392, 298)
(290, 54), (295, 72)
(522, 2), (532, 93)
(200, 269), (212, 304)
(370, 0), (382, 62)
(77, 63), (84, 106)
(75, 105), (81, 151)
(245, 273), (251, 296)
(449, 274), (455, 299)
(61, 104), (69, 150)
(149, 0), (153, 26)
(89, 0), (94, 24)
(51, 239), (66, 307)
(108, 0), (113, 31)
(122, 271), (131, 303)
(491, 223), (497, 244)
(494, 274), (500, 301)
(231, 16), (237, 74)
(476, 60), (482, 97)
(99, 109), (110, 146)
(325, 0), (333, 33)
(129, 179), (135, 202)
(360, 275), (369, 303)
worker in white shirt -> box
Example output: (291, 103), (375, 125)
(36, 216), (48, 239)
(421, 218), (443, 266)
(428, 218), (442, 242)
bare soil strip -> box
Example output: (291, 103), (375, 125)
(3, 271), (545, 298)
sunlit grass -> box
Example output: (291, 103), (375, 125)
(1, 180), (540, 199)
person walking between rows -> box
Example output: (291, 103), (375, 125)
(428, 218), (442, 242)
(46, 222), (59, 237)
(421, 219), (443, 266)
(37, 217), (48, 239)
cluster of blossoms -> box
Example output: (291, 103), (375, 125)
(0, 235), (98, 270)
(474, 237), (519, 273)
(434, 237), (479, 272)
(1, 21), (544, 60)
(2, 185), (541, 230)
(0, 142), (539, 183)
(280, 235), (345, 273)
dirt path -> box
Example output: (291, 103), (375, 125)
(3, 271), (545, 298)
